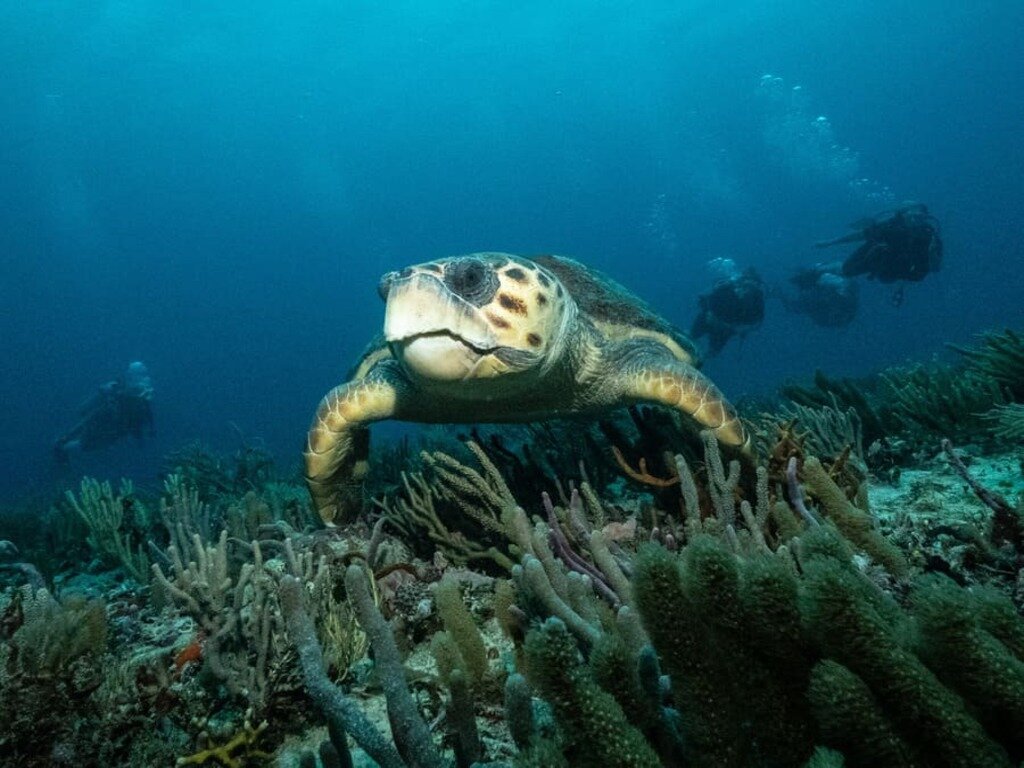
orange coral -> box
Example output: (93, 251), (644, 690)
(174, 631), (205, 675)
(611, 445), (679, 487)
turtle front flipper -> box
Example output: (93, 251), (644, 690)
(303, 373), (400, 526)
(613, 348), (749, 451)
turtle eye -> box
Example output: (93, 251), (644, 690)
(466, 265), (481, 287)
(444, 257), (499, 306)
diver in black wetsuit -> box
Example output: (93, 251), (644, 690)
(815, 203), (943, 284)
(691, 264), (766, 356)
(54, 361), (155, 462)
(783, 262), (860, 327)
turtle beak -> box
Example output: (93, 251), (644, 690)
(383, 272), (507, 381)
(378, 271), (401, 301)
(383, 273), (498, 351)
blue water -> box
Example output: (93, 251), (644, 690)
(2, 1), (1022, 500)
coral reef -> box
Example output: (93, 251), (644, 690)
(1, 327), (1023, 767)
(987, 403), (1024, 442)
(954, 328), (1024, 400)
(882, 363), (1005, 441)
(776, 327), (1024, 472)
(65, 477), (150, 582)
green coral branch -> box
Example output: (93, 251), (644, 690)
(65, 477), (149, 581)
(801, 457), (909, 578)
(953, 328), (1024, 399)
(985, 402), (1024, 441)
(882, 364), (1004, 437)
(524, 617), (660, 768)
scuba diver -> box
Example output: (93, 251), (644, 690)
(815, 202), (943, 285)
(54, 361), (155, 462)
(782, 262), (860, 327)
(690, 258), (766, 356)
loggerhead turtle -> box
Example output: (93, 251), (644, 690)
(304, 253), (749, 525)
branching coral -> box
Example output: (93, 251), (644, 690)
(781, 369), (893, 446)
(45, 415), (1020, 768)
(151, 529), (248, 649)
(882, 363), (1005, 439)
(523, 617), (661, 767)
(20, 322), (1024, 768)
(432, 575), (489, 687)
(775, 328), (1024, 459)
(986, 402), (1024, 442)
(544, 490), (626, 608)
(280, 567), (447, 768)
(760, 400), (865, 467)
(157, 473), (214, 564)
(9, 587), (107, 677)
(802, 552), (1011, 767)
(374, 441), (537, 571)
(801, 456), (909, 578)
(612, 446), (678, 487)
(422, 441), (519, 530)
(164, 438), (276, 500)
(656, 433), (775, 556)
(503, 518), (1024, 767)
(176, 718), (270, 767)
(65, 477), (150, 581)
(461, 419), (618, 502)
(280, 574), (408, 768)
(954, 328), (1024, 400)
(514, 553), (601, 645)
(151, 529), (319, 715)
(472, 422), (1024, 766)
(318, 584), (370, 683)
(224, 484), (319, 543)
(376, 469), (518, 570)
(0, 586), (110, 763)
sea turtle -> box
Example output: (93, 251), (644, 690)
(304, 253), (749, 525)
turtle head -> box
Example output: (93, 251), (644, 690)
(379, 252), (577, 382)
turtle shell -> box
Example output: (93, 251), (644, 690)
(533, 254), (700, 366)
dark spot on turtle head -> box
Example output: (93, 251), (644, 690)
(555, 284), (564, 298)
(399, 267), (413, 278)
(526, 333), (542, 347)
(538, 272), (551, 288)
(536, 292), (548, 306)
(498, 292), (528, 315)
(422, 263), (443, 274)
(505, 267), (528, 282)
(486, 311), (511, 330)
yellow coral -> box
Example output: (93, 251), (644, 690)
(177, 720), (269, 767)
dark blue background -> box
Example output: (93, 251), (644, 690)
(2, 1), (1022, 500)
